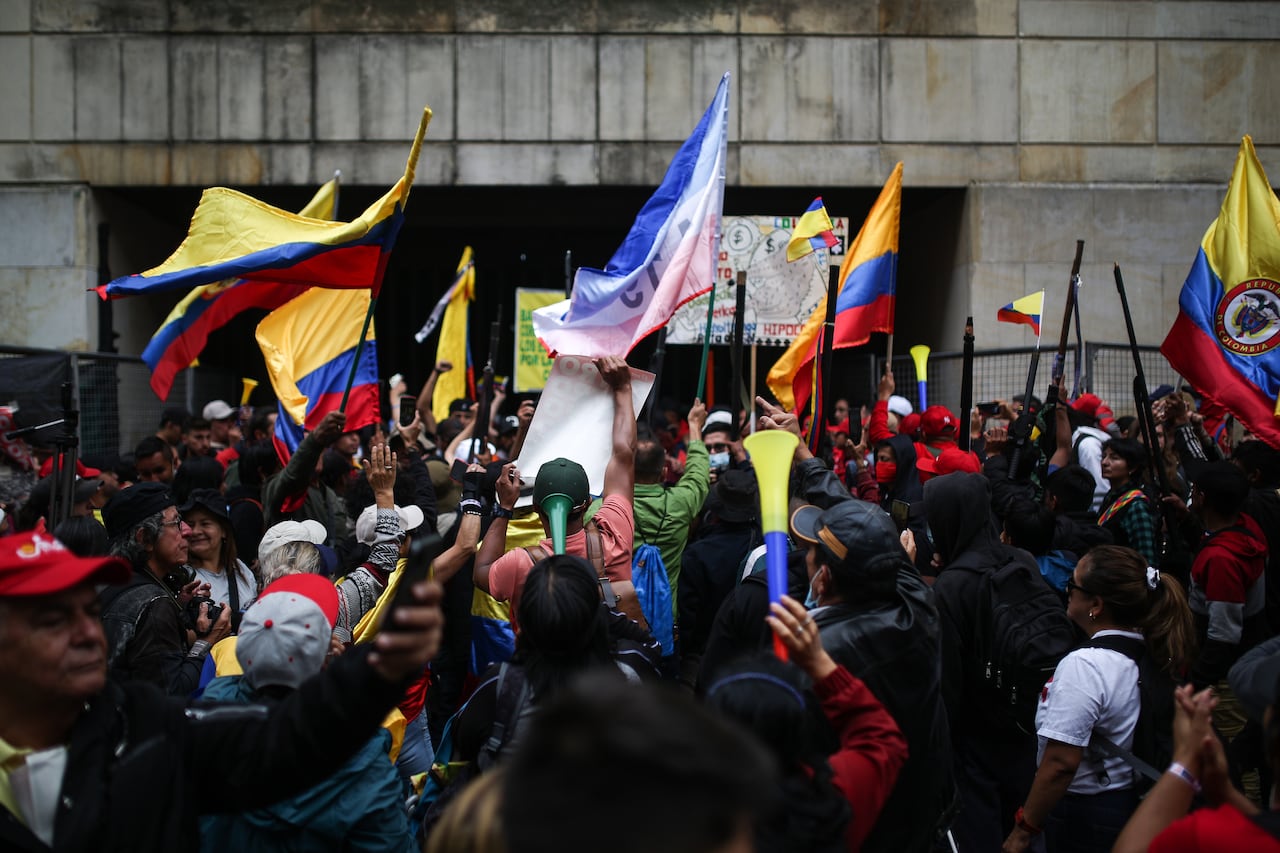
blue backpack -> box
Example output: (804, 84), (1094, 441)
(632, 543), (674, 655)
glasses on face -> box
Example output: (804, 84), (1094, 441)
(159, 515), (185, 531)
(1065, 577), (1095, 597)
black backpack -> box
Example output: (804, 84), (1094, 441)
(1083, 634), (1176, 793)
(971, 553), (1080, 733)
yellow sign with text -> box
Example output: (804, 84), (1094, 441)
(514, 288), (563, 392)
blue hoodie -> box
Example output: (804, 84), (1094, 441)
(198, 675), (415, 853)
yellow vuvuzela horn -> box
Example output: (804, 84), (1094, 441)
(909, 345), (930, 412)
(742, 429), (799, 660)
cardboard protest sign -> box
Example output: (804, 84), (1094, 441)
(514, 354), (654, 506)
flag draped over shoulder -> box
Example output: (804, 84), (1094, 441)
(767, 162), (903, 413)
(432, 248), (476, 424)
(1162, 136), (1280, 448)
(256, 287), (379, 461)
(99, 108), (431, 301)
(532, 74), (730, 358)
(787, 198), (839, 262)
(997, 291), (1045, 336)
(140, 179), (340, 401)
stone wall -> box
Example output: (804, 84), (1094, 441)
(0, 0), (1278, 353)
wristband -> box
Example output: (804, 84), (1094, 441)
(187, 640), (211, 659)
(1167, 761), (1202, 793)
(459, 498), (483, 516)
(1013, 807), (1041, 836)
(491, 504), (513, 520)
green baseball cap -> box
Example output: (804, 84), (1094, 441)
(533, 457), (590, 509)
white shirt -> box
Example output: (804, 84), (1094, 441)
(1071, 426), (1111, 513)
(193, 559), (258, 614)
(1036, 629), (1142, 795)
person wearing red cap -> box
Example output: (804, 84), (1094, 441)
(0, 530), (444, 852)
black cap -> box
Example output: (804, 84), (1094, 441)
(178, 488), (230, 525)
(790, 499), (902, 571)
(102, 482), (175, 540)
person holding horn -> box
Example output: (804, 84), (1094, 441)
(474, 356), (639, 634)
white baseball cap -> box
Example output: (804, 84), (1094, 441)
(355, 503), (426, 544)
(258, 519), (328, 561)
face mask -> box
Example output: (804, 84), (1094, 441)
(804, 567), (824, 609)
(709, 451), (730, 471)
(875, 461), (897, 485)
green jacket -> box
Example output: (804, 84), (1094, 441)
(262, 430), (351, 546)
(632, 439), (709, 614)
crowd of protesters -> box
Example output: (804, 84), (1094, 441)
(1, 356), (1279, 852)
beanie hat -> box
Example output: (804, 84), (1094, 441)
(886, 395), (913, 418)
(236, 574), (339, 691)
(354, 503), (426, 544)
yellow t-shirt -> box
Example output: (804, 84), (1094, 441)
(0, 736), (34, 825)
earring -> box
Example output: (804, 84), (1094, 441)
(1088, 611), (1096, 621)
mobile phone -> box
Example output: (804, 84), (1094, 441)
(399, 395), (418, 427)
(890, 499), (910, 532)
(976, 401), (1001, 415)
(449, 457), (469, 482)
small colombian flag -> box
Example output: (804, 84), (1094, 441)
(997, 291), (1045, 336)
(786, 197), (840, 262)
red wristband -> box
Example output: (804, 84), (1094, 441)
(1014, 807), (1042, 835)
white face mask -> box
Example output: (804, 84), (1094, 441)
(709, 451), (730, 471)
(804, 567), (824, 610)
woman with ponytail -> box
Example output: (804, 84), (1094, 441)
(705, 595), (908, 852)
(1003, 545), (1195, 853)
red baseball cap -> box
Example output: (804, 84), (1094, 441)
(920, 405), (958, 438)
(0, 531), (130, 597)
(916, 446), (982, 477)
(37, 458), (101, 480)
(1071, 393), (1102, 417)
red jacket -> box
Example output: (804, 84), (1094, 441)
(814, 665), (910, 851)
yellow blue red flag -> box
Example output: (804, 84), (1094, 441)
(786, 197), (839, 262)
(1162, 136), (1280, 447)
(140, 178), (339, 401)
(256, 287), (379, 461)
(768, 163), (902, 413)
(997, 291), (1045, 336)
(100, 108), (430, 301)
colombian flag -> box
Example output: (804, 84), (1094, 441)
(99, 108), (430, 301)
(786, 197), (839, 262)
(256, 287), (380, 462)
(140, 179), (339, 401)
(1162, 136), (1280, 449)
(768, 163), (902, 413)
(997, 291), (1045, 336)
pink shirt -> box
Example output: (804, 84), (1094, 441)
(488, 494), (634, 632)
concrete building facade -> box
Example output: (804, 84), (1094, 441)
(1, 0), (1279, 358)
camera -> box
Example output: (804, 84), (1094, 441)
(185, 596), (224, 635)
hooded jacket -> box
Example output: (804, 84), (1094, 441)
(924, 472), (1043, 736)
(198, 675), (414, 853)
(1051, 511), (1114, 557)
(1190, 512), (1270, 687)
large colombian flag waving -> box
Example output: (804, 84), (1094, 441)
(98, 108), (431, 301)
(1162, 136), (1280, 449)
(140, 178), (339, 401)
(256, 287), (379, 462)
(767, 162), (902, 413)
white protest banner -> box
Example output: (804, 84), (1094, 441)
(513, 354), (654, 507)
(666, 214), (847, 346)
